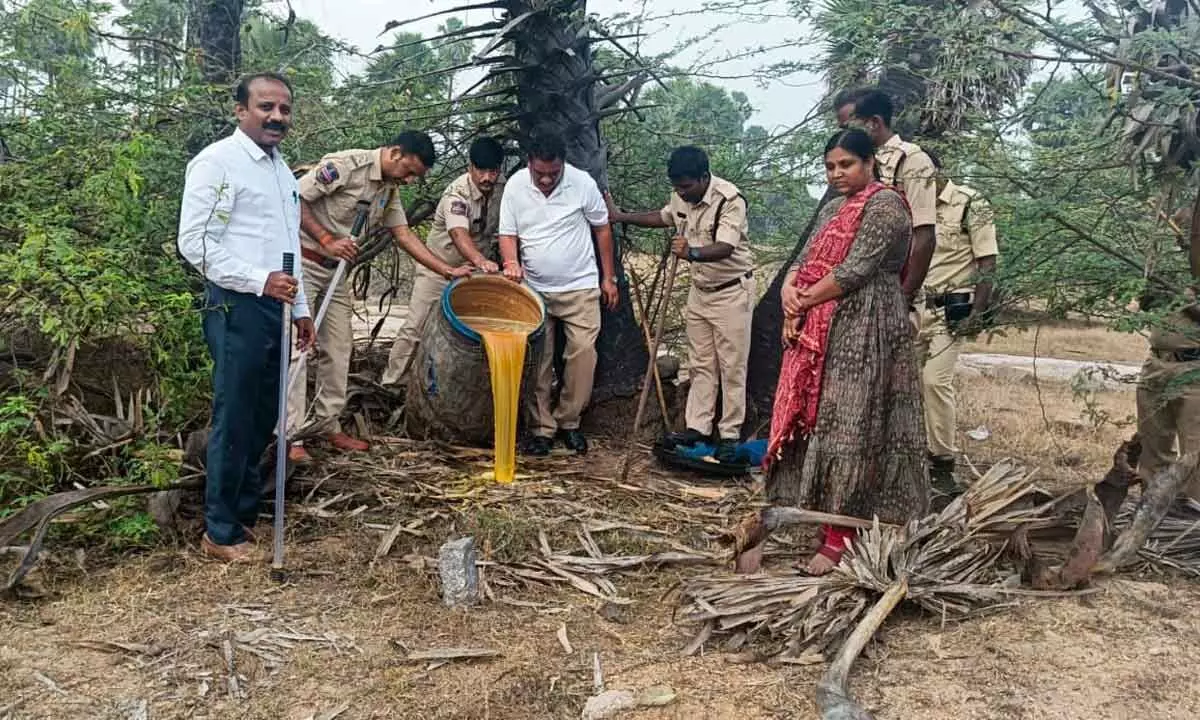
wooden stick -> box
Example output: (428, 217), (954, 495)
(628, 267), (670, 433)
(620, 255), (680, 481)
(1094, 453), (1197, 574)
(815, 577), (908, 720)
(643, 232), (673, 331)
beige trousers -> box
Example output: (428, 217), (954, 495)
(530, 288), (601, 437)
(381, 270), (448, 387)
(684, 276), (755, 440)
(286, 257), (353, 437)
(1137, 353), (1200, 499)
(914, 306), (962, 458)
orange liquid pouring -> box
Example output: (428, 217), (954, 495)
(458, 316), (537, 483)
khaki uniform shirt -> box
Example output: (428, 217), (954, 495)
(925, 181), (999, 294)
(426, 172), (505, 266)
(876, 134), (937, 229)
(659, 175), (752, 289)
(298, 148), (407, 251)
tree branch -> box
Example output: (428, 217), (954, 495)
(988, 0), (1200, 92)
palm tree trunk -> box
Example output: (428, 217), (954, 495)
(506, 0), (647, 401)
(185, 0), (244, 152)
(187, 0), (243, 84)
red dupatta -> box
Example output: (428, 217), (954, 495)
(764, 181), (908, 468)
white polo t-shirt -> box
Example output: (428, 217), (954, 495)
(498, 163), (610, 293)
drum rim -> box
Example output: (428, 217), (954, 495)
(441, 275), (548, 344)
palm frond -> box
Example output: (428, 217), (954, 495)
(676, 460), (1052, 660)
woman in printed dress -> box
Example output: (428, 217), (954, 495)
(765, 128), (929, 575)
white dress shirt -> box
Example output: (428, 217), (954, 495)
(498, 163), (609, 294)
(177, 128), (310, 319)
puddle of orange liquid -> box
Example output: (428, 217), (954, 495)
(458, 315), (537, 483)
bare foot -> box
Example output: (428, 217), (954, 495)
(801, 547), (841, 576)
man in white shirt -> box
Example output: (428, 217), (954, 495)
(177, 72), (316, 563)
(498, 133), (619, 456)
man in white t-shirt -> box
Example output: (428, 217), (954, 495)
(498, 133), (619, 456)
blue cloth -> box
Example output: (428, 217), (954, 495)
(677, 443), (717, 461)
(675, 439), (768, 466)
(203, 283), (284, 546)
(738, 439), (768, 466)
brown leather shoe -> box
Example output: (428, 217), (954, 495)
(241, 525), (270, 544)
(288, 443), (313, 465)
(327, 432), (369, 453)
(200, 534), (253, 563)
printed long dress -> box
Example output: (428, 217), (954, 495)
(767, 188), (929, 524)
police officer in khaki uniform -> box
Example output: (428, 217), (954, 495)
(833, 88), (938, 300)
(382, 137), (506, 386)
(916, 150), (998, 492)
(1137, 205), (1200, 501)
(288, 131), (471, 464)
(607, 146), (754, 463)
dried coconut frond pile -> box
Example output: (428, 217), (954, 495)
(676, 460), (1055, 660)
(1118, 496), (1200, 577)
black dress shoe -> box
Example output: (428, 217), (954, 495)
(929, 454), (959, 496)
(557, 429), (588, 455)
(664, 428), (707, 449)
(524, 436), (553, 456)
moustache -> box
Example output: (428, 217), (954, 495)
(263, 121), (288, 133)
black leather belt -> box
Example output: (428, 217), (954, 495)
(301, 246), (339, 270)
(1154, 348), (1200, 363)
(925, 292), (972, 310)
(697, 271), (752, 293)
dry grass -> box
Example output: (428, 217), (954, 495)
(965, 322), (1148, 365)
(955, 373), (1135, 491)
(0, 374), (1191, 720)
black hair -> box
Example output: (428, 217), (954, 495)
(923, 146), (943, 170)
(666, 145), (710, 182)
(831, 87), (870, 113)
(846, 89), (894, 128)
(469, 136), (505, 170)
(233, 72), (294, 104)
(389, 130), (437, 168)
(824, 128), (881, 179)
(824, 128), (874, 160)
(527, 133), (566, 162)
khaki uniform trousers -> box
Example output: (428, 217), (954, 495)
(684, 276), (755, 440)
(914, 306), (962, 458)
(381, 270), (448, 386)
(1137, 353), (1200, 500)
(286, 257), (353, 437)
(530, 288), (601, 437)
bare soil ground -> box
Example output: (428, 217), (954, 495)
(3, 320), (1189, 720)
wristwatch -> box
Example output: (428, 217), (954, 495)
(686, 246), (700, 263)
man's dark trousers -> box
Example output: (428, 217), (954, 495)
(202, 283), (284, 546)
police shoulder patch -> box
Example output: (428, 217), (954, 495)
(316, 161), (339, 185)
(449, 199), (469, 216)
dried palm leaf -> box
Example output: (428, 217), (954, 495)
(1114, 473), (1200, 576)
(676, 460), (1050, 661)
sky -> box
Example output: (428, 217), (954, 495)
(267, 0), (819, 133)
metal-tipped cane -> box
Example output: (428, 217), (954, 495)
(272, 252), (295, 580)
